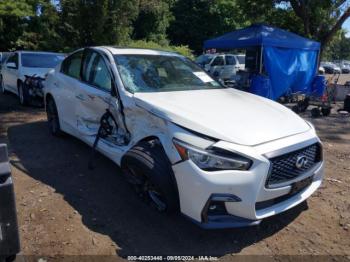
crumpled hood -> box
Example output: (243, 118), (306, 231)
(134, 88), (310, 146)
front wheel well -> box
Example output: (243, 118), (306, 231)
(122, 136), (164, 163)
(45, 93), (54, 104)
(121, 137), (180, 213)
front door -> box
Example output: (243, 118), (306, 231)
(3, 53), (19, 93)
(74, 49), (113, 141)
(210, 55), (225, 79)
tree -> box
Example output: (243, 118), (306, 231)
(238, 0), (350, 51)
(168, 0), (246, 53)
(289, 0), (350, 48)
(58, 0), (139, 49)
(0, 0), (33, 50)
(133, 0), (173, 45)
(323, 30), (350, 60)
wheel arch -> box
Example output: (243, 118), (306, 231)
(122, 134), (181, 166)
(121, 135), (180, 211)
(45, 93), (55, 109)
(17, 78), (23, 87)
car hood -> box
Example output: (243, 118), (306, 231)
(21, 67), (53, 78)
(133, 88), (310, 146)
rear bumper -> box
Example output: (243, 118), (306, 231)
(172, 135), (324, 229)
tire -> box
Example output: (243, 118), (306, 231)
(18, 82), (28, 105)
(46, 97), (63, 136)
(292, 105), (300, 114)
(0, 255), (16, 262)
(0, 75), (7, 94)
(321, 106), (331, 116)
(121, 140), (179, 213)
(311, 107), (321, 118)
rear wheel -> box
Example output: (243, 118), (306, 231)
(121, 141), (179, 213)
(46, 98), (63, 136)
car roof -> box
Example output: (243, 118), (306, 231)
(15, 51), (64, 55)
(100, 46), (183, 57)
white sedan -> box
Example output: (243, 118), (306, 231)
(0, 51), (64, 105)
(44, 47), (324, 228)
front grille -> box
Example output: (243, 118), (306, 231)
(266, 143), (321, 187)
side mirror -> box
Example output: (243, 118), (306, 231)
(6, 62), (17, 69)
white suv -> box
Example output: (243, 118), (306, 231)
(44, 47), (324, 228)
(0, 51), (64, 104)
(196, 54), (245, 80)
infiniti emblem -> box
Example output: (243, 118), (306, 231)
(296, 155), (308, 169)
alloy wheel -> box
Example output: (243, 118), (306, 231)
(124, 165), (167, 212)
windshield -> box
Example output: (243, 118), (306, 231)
(114, 54), (223, 93)
(21, 53), (65, 68)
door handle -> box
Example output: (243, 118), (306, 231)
(75, 94), (85, 101)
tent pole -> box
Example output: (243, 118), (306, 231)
(316, 49), (320, 72)
(259, 46), (263, 74)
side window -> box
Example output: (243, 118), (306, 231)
(7, 53), (19, 69)
(82, 51), (112, 92)
(61, 51), (83, 79)
(225, 56), (236, 65)
(211, 56), (224, 66)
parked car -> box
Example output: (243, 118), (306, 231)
(0, 144), (20, 261)
(320, 62), (341, 74)
(318, 66), (325, 74)
(337, 60), (350, 74)
(195, 53), (245, 80)
(44, 47), (324, 228)
(0, 51), (65, 105)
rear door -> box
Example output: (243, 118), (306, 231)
(55, 50), (84, 133)
(74, 49), (112, 139)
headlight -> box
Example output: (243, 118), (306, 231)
(173, 139), (252, 171)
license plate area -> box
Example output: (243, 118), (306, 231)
(290, 176), (313, 195)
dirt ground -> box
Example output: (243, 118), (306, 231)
(0, 91), (349, 261)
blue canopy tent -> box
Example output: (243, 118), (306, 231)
(204, 24), (322, 100)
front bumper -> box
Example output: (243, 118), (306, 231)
(172, 134), (324, 229)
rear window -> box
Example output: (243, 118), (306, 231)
(225, 56), (236, 65)
(21, 53), (65, 68)
(237, 55), (245, 64)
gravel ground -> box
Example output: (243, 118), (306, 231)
(0, 91), (349, 261)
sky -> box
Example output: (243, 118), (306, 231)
(343, 18), (350, 37)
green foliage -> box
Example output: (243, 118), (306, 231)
(323, 31), (350, 60)
(133, 0), (173, 44)
(0, 0), (33, 50)
(237, 0), (350, 49)
(127, 40), (194, 59)
(0, 0), (348, 60)
(168, 0), (246, 53)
